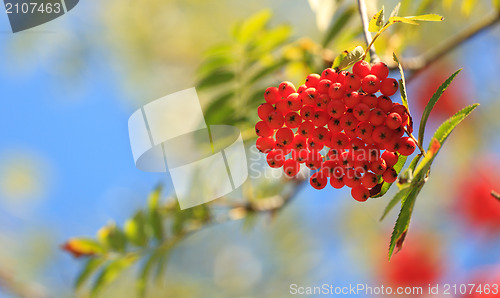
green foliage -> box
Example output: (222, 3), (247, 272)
(371, 154), (408, 198)
(332, 46), (365, 70)
(322, 6), (357, 48)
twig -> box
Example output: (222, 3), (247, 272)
(357, 0), (380, 63)
(492, 190), (500, 201)
(400, 12), (500, 79)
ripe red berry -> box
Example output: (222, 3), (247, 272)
(313, 126), (330, 143)
(279, 81), (296, 98)
(327, 118), (343, 133)
(336, 71), (349, 84)
(349, 137), (366, 152)
(264, 87), (280, 104)
(344, 91), (361, 108)
(330, 175), (345, 189)
(386, 112), (403, 130)
(361, 93), (378, 109)
(382, 151), (399, 167)
(370, 62), (389, 80)
(361, 172), (378, 188)
(283, 159), (300, 177)
(370, 158), (387, 175)
(351, 186), (370, 202)
(399, 137), (416, 156)
(353, 60), (371, 78)
(305, 151), (323, 170)
(258, 103), (274, 120)
(292, 149), (308, 163)
(256, 137), (275, 153)
(361, 74), (381, 94)
(255, 121), (274, 137)
(353, 103), (371, 121)
(321, 68), (338, 81)
(345, 73), (362, 91)
(275, 127), (294, 147)
(330, 132), (350, 149)
(291, 135), (307, 151)
(307, 138), (324, 152)
(382, 167), (398, 183)
(356, 121), (374, 139)
(385, 137), (402, 153)
(327, 100), (347, 118)
(315, 94), (330, 109)
(300, 105), (316, 122)
(305, 73), (321, 88)
(266, 150), (285, 168)
(285, 93), (303, 111)
(310, 172), (328, 189)
(344, 169), (363, 188)
(317, 79), (333, 94)
(340, 112), (359, 131)
(372, 126), (393, 144)
(380, 78), (399, 96)
(265, 111), (285, 129)
(297, 84), (307, 94)
(328, 82), (345, 100)
(284, 112), (302, 128)
(275, 99), (290, 115)
(298, 121), (315, 138)
(377, 95), (394, 113)
(301, 88), (317, 106)
(370, 108), (386, 126)
(391, 104), (409, 126)
(311, 110), (329, 127)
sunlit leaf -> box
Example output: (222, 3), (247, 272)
(248, 59), (288, 84)
(389, 2), (401, 19)
(380, 185), (411, 221)
(392, 53), (409, 111)
(332, 46), (365, 70)
(388, 16), (420, 25)
(370, 154), (408, 198)
(124, 211), (148, 247)
(322, 6), (356, 47)
(461, 0), (477, 17)
(237, 9), (272, 44)
(406, 14), (444, 21)
(62, 238), (104, 258)
(91, 254), (139, 296)
(75, 258), (105, 290)
(418, 69), (461, 146)
(369, 7), (385, 32)
(197, 69), (235, 90)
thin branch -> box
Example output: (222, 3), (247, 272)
(492, 190), (500, 201)
(399, 12), (500, 79)
(404, 127), (426, 156)
(358, 0), (380, 63)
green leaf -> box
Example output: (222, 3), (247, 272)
(248, 59), (288, 84)
(237, 10), (272, 44)
(418, 69), (462, 147)
(147, 185), (162, 211)
(380, 185), (411, 221)
(75, 258), (105, 290)
(332, 46), (365, 70)
(98, 224), (127, 252)
(322, 6), (356, 47)
(91, 254), (139, 296)
(370, 154), (408, 198)
(369, 7), (385, 32)
(414, 104), (479, 181)
(124, 211), (148, 247)
(198, 55), (235, 76)
(137, 251), (162, 298)
(250, 24), (292, 56)
(392, 53), (409, 111)
(388, 183), (425, 260)
(63, 238), (104, 257)
(389, 2), (401, 19)
(197, 69), (235, 90)
(408, 153), (422, 171)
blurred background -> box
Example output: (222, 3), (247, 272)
(0, 0), (499, 297)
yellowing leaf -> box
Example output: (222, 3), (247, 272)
(389, 16), (420, 25)
(369, 7), (385, 32)
(332, 46), (365, 70)
(407, 14), (444, 21)
(61, 238), (103, 258)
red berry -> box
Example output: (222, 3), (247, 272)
(361, 74), (381, 94)
(356, 121), (374, 139)
(283, 159), (300, 177)
(386, 112), (403, 130)
(275, 99), (290, 115)
(317, 79), (333, 94)
(385, 137), (402, 153)
(327, 118), (343, 133)
(307, 138), (324, 152)
(330, 132), (350, 149)
(321, 68), (338, 81)
(370, 108), (386, 126)
(351, 186), (370, 202)
(345, 73), (362, 91)
(372, 126), (393, 144)
(279, 81), (296, 98)
(377, 95), (394, 113)
(321, 160), (339, 177)
(297, 84), (307, 94)
(305, 151), (323, 170)
(382, 151), (399, 167)
(344, 169), (363, 188)
(315, 94), (330, 109)
(353, 60), (371, 78)
(301, 88), (317, 106)
(298, 121), (315, 138)
(305, 74), (321, 88)
(313, 126), (330, 143)
(344, 91), (361, 108)
(266, 150), (285, 168)
(336, 71), (349, 84)
(300, 105), (316, 122)
(255, 121), (274, 137)
(353, 103), (371, 121)
(340, 112), (359, 131)
(361, 172), (378, 188)
(370, 62), (389, 80)
(330, 175), (345, 189)
(292, 149), (309, 163)
(258, 103), (274, 120)
(264, 87), (280, 104)
(285, 93), (303, 111)
(284, 112), (302, 128)
(275, 127), (294, 146)
(399, 137), (416, 156)
(256, 137), (275, 153)
(328, 82), (345, 100)
(310, 172), (328, 189)
(380, 78), (399, 96)
(291, 135), (307, 151)
(361, 93), (378, 109)
(327, 100), (347, 118)
(391, 104), (409, 126)
(382, 167), (398, 183)
(265, 111), (285, 129)
(311, 110), (329, 127)
(370, 158), (387, 175)
(349, 137), (366, 152)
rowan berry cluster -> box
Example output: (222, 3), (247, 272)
(255, 61), (416, 202)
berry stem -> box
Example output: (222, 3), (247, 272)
(357, 0), (380, 63)
(492, 190), (500, 202)
(404, 127), (426, 156)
